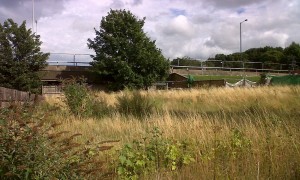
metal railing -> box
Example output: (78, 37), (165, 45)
(47, 53), (93, 66)
(171, 59), (299, 73)
(47, 53), (299, 73)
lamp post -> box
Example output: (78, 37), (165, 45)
(32, 0), (35, 32)
(240, 19), (247, 54)
(240, 19), (247, 85)
(35, 20), (38, 34)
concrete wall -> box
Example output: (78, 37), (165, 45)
(40, 66), (97, 83)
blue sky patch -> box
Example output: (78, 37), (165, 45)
(170, 8), (186, 16)
(237, 7), (246, 14)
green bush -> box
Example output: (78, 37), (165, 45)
(0, 105), (114, 179)
(63, 78), (89, 116)
(258, 73), (267, 85)
(63, 78), (112, 118)
(117, 127), (195, 179)
(116, 90), (158, 119)
(84, 95), (113, 119)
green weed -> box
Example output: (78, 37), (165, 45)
(116, 127), (195, 179)
(0, 105), (115, 179)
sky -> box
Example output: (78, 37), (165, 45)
(0, 0), (300, 60)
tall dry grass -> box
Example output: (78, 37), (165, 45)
(41, 86), (300, 179)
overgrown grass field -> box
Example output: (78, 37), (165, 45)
(2, 85), (300, 179)
(194, 75), (260, 83)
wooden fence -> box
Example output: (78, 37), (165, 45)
(42, 85), (63, 95)
(0, 87), (42, 108)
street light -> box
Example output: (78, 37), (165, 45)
(35, 20), (38, 34)
(32, 0), (35, 32)
(240, 19), (247, 85)
(240, 19), (247, 54)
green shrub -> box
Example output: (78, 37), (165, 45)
(63, 78), (89, 116)
(116, 90), (157, 119)
(0, 105), (114, 179)
(116, 127), (195, 179)
(63, 78), (112, 118)
(258, 73), (267, 85)
(84, 95), (113, 119)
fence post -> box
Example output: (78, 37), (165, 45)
(73, 54), (76, 66)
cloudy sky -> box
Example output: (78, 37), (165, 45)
(0, 0), (299, 60)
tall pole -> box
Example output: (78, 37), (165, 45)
(240, 19), (247, 85)
(35, 20), (38, 34)
(32, 0), (35, 33)
(240, 22), (242, 54)
(240, 19), (247, 55)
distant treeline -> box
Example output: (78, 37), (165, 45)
(171, 42), (300, 70)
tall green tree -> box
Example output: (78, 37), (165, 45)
(283, 42), (300, 69)
(214, 54), (226, 61)
(284, 42), (300, 60)
(87, 9), (169, 90)
(171, 56), (201, 66)
(0, 19), (49, 93)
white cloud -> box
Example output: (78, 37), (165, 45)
(162, 15), (196, 38)
(0, 0), (299, 60)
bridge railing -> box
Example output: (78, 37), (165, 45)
(47, 53), (299, 73)
(172, 59), (299, 73)
(47, 53), (93, 66)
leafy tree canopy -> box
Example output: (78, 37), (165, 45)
(0, 19), (49, 93)
(87, 9), (169, 90)
(284, 42), (300, 63)
(170, 56), (201, 66)
(210, 42), (300, 69)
